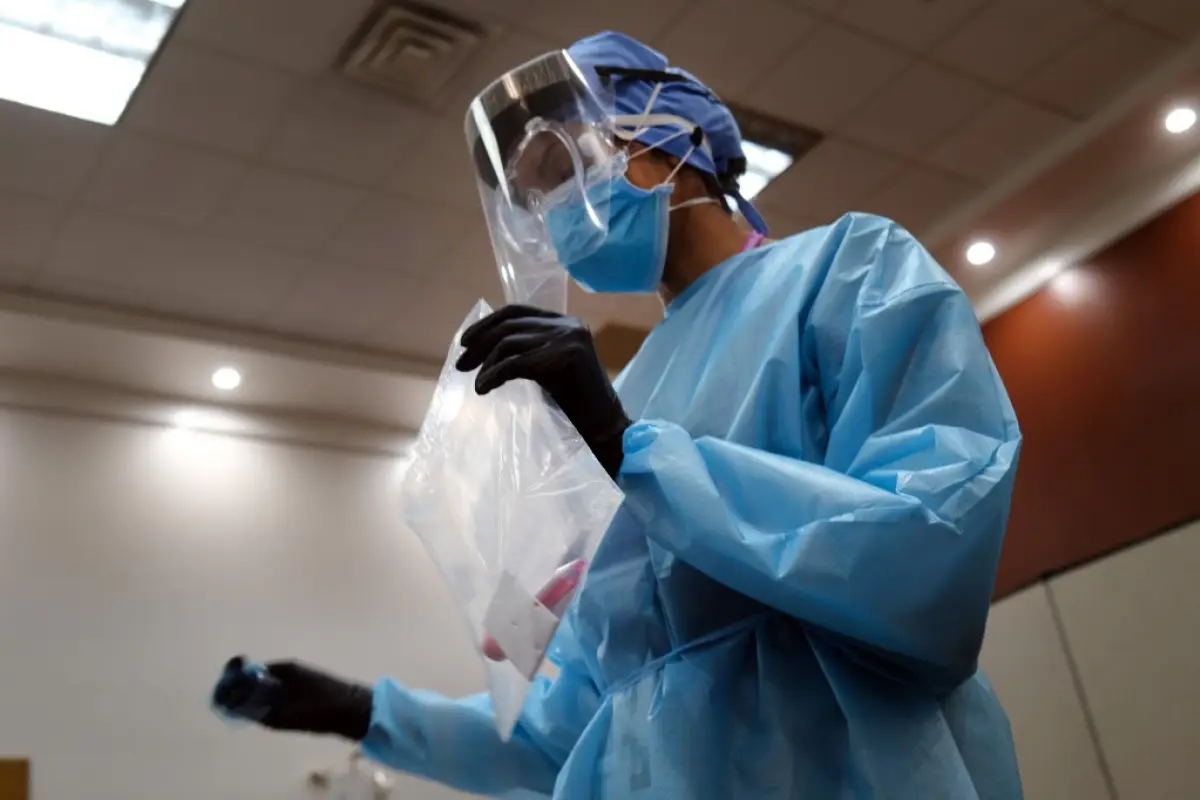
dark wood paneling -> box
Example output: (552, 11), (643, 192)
(985, 193), (1200, 596)
(0, 760), (29, 800)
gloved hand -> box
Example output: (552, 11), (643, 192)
(213, 656), (373, 741)
(455, 305), (630, 478)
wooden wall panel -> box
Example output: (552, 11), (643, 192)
(0, 760), (29, 800)
(984, 192), (1200, 596)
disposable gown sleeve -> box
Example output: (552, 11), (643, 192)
(619, 216), (1021, 692)
(360, 627), (600, 797)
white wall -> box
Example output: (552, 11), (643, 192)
(0, 405), (1196, 799)
(981, 518), (1200, 800)
(0, 407), (478, 799)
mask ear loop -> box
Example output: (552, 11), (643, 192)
(612, 81), (704, 163)
(614, 85), (712, 164)
(663, 126), (706, 184)
(609, 83), (718, 206)
(629, 82), (665, 140)
(669, 196), (718, 211)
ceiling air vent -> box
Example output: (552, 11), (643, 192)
(339, 1), (486, 103)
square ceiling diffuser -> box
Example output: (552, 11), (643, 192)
(339, 0), (486, 104)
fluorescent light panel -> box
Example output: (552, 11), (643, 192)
(739, 139), (794, 201)
(0, 0), (186, 125)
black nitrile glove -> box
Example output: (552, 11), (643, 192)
(213, 656), (373, 741)
(455, 305), (631, 478)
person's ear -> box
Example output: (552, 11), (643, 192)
(664, 161), (714, 207)
(623, 150), (672, 191)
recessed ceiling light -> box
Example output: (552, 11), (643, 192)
(0, 0), (188, 125)
(739, 140), (795, 201)
(966, 240), (996, 266)
(211, 367), (242, 391)
(1164, 106), (1197, 135)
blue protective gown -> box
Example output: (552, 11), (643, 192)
(362, 212), (1024, 799)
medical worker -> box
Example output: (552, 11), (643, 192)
(215, 32), (1023, 799)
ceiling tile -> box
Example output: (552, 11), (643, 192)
(325, 195), (480, 276)
(387, 119), (479, 213)
(1111, 0), (1200, 37)
(836, 61), (996, 158)
(41, 209), (308, 322)
(124, 42), (299, 157)
(1020, 18), (1177, 118)
(782, 0), (844, 13)
(924, 96), (1076, 181)
(755, 138), (905, 221)
(835, 0), (990, 51)
(862, 167), (979, 235)
(161, 242), (313, 324)
(137, 254), (312, 324)
(26, 270), (156, 310)
(81, 135), (246, 228)
(265, 78), (435, 188)
(435, 28), (560, 116)
(364, 277), (506, 360)
(431, 0), (537, 24)
(438, 228), (505, 293)
(0, 101), (110, 201)
(519, 0), (690, 45)
(934, 0), (1105, 87)
(0, 191), (63, 280)
(746, 22), (911, 129)
(176, 0), (377, 75)
(269, 259), (445, 349)
(206, 167), (367, 253)
(265, 270), (381, 344)
(654, 0), (818, 99)
(42, 208), (196, 288)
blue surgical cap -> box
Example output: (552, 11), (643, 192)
(567, 31), (769, 234)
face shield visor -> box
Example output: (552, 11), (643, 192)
(465, 50), (622, 312)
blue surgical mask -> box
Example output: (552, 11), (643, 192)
(546, 175), (673, 294)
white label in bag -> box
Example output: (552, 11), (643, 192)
(482, 572), (561, 680)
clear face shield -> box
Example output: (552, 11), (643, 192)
(464, 50), (623, 312)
